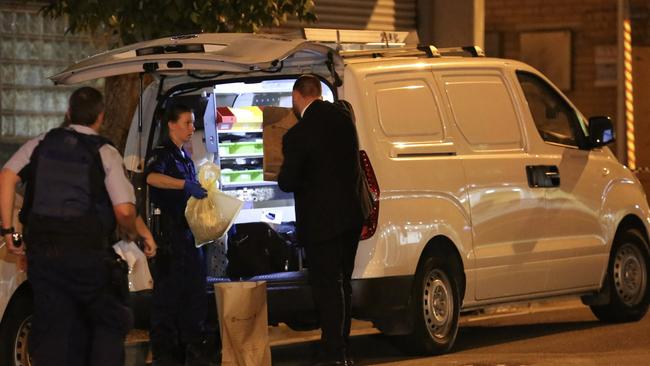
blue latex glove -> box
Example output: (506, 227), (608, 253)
(184, 180), (207, 199)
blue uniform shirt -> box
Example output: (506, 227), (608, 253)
(145, 139), (198, 224)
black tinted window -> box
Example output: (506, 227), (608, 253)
(517, 71), (580, 147)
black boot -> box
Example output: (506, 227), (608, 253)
(152, 359), (183, 366)
(310, 348), (352, 366)
(151, 341), (184, 366)
(185, 339), (218, 366)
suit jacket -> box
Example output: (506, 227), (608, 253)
(278, 100), (364, 245)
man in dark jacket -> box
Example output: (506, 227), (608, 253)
(279, 74), (364, 366)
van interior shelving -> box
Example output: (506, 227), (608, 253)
(162, 78), (334, 279)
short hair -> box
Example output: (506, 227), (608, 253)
(68, 87), (104, 126)
(293, 74), (322, 98)
(166, 104), (193, 124)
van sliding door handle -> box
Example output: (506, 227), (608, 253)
(545, 170), (560, 179)
(526, 165), (560, 188)
(390, 142), (456, 158)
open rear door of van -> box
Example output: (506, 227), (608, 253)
(50, 33), (339, 85)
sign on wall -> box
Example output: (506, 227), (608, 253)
(594, 45), (617, 87)
(520, 30), (572, 91)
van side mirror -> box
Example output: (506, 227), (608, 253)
(588, 116), (615, 148)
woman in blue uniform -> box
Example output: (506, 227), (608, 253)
(145, 104), (212, 366)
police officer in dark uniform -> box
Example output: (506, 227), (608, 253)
(145, 104), (212, 366)
(0, 86), (156, 366)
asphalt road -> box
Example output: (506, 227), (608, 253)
(270, 301), (650, 366)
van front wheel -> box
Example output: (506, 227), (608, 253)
(408, 255), (460, 355)
(0, 294), (33, 366)
(590, 228), (650, 323)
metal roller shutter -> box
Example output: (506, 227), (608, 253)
(286, 0), (416, 31)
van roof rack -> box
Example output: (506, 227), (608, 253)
(339, 45), (486, 59)
(301, 27), (485, 59)
(339, 46), (431, 58)
(303, 28), (414, 47)
(437, 46), (485, 57)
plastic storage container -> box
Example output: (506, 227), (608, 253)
(221, 169), (264, 184)
(219, 141), (263, 156)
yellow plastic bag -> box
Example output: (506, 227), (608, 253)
(185, 163), (243, 246)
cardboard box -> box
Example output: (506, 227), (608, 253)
(262, 107), (298, 181)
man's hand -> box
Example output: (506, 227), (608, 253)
(116, 225), (138, 243)
(4, 233), (24, 256)
(142, 234), (157, 258)
(134, 215), (156, 257)
(0, 168), (22, 255)
(184, 180), (207, 199)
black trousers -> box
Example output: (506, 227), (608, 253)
(305, 226), (361, 358)
(150, 228), (207, 362)
(26, 239), (132, 366)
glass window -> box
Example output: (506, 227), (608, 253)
(442, 73), (522, 150)
(516, 71), (581, 147)
(0, 4), (101, 139)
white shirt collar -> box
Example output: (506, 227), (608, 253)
(301, 100), (316, 118)
(69, 124), (99, 135)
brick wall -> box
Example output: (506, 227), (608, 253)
(487, 0), (650, 200)
(485, 0), (617, 126)
(631, 2), (650, 176)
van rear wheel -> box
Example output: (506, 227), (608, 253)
(0, 294), (33, 366)
(590, 228), (650, 323)
(408, 254), (460, 355)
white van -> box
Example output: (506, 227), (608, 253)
(1, 31), (649, 363)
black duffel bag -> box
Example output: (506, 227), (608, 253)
(226, 222), (291, 278)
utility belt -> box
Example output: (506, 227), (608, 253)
(24, 213), (116, 250)
(24, 228), (114, 252)
(151, 206), (190, 241)
(22, 209), (129, 301)
(24, 226), (128, 302)
(149, 206), (194, 277)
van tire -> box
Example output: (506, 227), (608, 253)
(590, 228), (650, 323)
(0, 293), (33, 366)
(408, 254), (460, 355)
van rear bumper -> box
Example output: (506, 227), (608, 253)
(123, 272), (415, 335)
(208, 272), (414, 334)
(207, 271), (316, 325)
(204, 272), (415, 334)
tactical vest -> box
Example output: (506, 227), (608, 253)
(20, 128), (116, 240)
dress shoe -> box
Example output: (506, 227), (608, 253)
(311, 360), (352, 366)
(185, 339), (219, 366)
(151, 359), (183, 366)
(310, 354), (353, 366)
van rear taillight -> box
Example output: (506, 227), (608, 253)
(360, 150), (379, 240)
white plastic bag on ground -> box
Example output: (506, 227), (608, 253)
(112, 240), (153, 291)
(185, 163), (243, 246)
